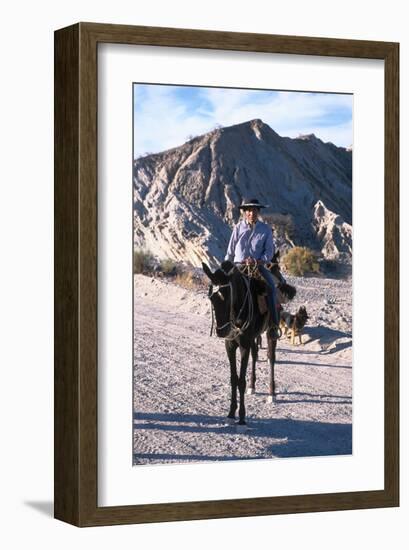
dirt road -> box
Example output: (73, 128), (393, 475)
(133, 274), (352, 465)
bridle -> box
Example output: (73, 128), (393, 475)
(208, 273), (254, 341)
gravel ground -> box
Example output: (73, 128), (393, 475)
(133, 272), (352, 465)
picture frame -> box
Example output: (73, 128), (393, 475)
(54, 22), (399, 527)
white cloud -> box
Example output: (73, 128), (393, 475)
(133, 86), (353, 156)
(134, 86), (217, 157)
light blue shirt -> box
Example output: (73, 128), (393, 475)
(225, 220), (275, 263)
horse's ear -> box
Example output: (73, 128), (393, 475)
(221, 260), (235, 274)
(202, 262), (230, 285)
(202, 262), (216, 283)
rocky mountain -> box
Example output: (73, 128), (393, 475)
(312, 200), (352, 262)
(133, 119), (352, 268)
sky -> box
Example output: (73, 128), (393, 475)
(133, 84), (353, 158)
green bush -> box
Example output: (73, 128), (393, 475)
(282, 246), (320, 276)
(133, 249), (154, 274)
(159, 258), (178, 275)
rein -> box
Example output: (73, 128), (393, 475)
(237, 261), (283, 283)
(209, 283), (230, 337)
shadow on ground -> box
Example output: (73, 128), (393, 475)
(24, 501), (54, 517)
(277, 325), (352, 353)
(133, 411), (352, 464)
(256, 390), (352, 404)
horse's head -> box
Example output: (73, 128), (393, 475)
(268, 251), (297, 304)
(202, 262), (238, 338)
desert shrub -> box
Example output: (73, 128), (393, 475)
(133, 249), (154, 274)
(282, 246), (320, 276)
(159, 258), (178, 276)
(174, 270), (207, 290)
(174, 271), (196, 289)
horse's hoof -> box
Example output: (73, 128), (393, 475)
(247, 388), (255, 395)
(266, 395), (275, 404)
(236, 423), (248, 433)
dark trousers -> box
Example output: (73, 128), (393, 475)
(258, 264), (280, 326)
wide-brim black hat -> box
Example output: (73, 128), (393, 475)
(238, 198), (268, 210)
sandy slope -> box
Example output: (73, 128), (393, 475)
(133, 273), (352, 465)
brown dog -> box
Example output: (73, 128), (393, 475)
(280, 306), (309, 345)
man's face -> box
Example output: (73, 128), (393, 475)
(244, 207), (259, 225)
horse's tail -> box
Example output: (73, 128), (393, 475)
(278, 281), (297, 300)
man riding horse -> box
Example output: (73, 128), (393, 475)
(224, 197), (281, 338)
(203, 196), (296, 424)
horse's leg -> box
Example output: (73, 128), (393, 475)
(237, 344), (250, 425)
(266, 329), (278, 403)
(247, 339), (258, 395)
(225, 340), (238, 420)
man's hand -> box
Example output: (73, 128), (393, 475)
(244, 257), (257, 265)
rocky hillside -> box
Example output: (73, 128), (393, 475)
(133, 119), (352, 268)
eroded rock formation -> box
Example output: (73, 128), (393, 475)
(133, 119), (352, 267)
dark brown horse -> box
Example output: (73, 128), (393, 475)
(203, 254), (295, 426)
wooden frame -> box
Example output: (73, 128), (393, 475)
(54, 22), (399, 527)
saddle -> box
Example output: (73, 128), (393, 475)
(221, 261), (278, 315)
